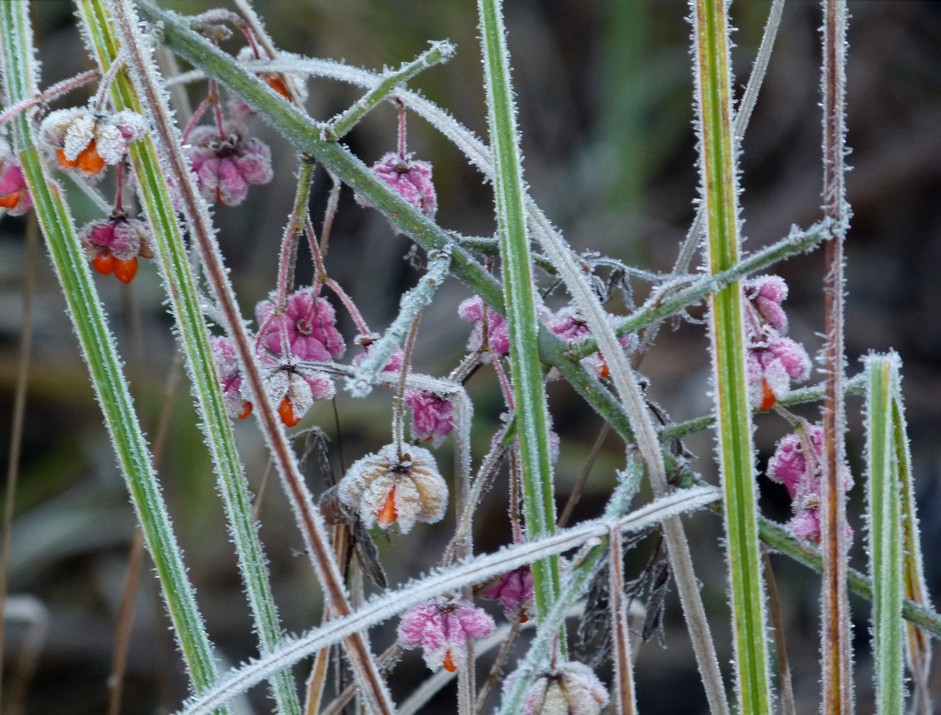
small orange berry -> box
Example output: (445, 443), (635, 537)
(0, 191), (24, 209)
(376, 486), (397, 527)
(278, 396), (301, 427)
(759, 378), (776, 411)
(442, 650), (456, 673)
(238, 401), (253, 420)
(92, 252), (116, 275)
(264, 74), (291, 99)
(114, 256), (139, 284)
(77, 143), (106, 175)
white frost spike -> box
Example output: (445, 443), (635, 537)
(337, 443), (447, 534)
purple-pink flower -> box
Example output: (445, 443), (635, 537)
(481, 566), (534, 623)
(0, 140), (32, 216)
(545, 305), (636, 379)
(256, 289), (346, 363)
(186, 123), (273, 206)
(397, 598), (495, 672)
(767, 424), (853, 543)
(459, 296), (510, 357)
(211, 336), (252, 420)
(359, 152), (437, 219)
(405, 389), (454, 448)
(743, 275), (811, 409)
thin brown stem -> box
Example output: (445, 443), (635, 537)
(820, 0), (853, 712)
(763, 548), (796, 715)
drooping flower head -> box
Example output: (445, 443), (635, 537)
(767, 424), (853, 543)
(185, 122), (273, 206)
(211, 336), (252, 420)
(263, 363), (336, 428)
(481, 566), (534, 623)
(459, 296), (509, 358)
(405, 389), (454, 448)
(397, 597), (495, 672)
(79, 213), (153, 284)
(40, 108), (146, 176)
(337, 443), (447, 533)
(357, 152), (437, 219)
(508, 660), (610, 715)
(742, 275), (811, 410)
(0, 139), (32, 215)
(545, 305), (636, 379)
(256, 288), (346, 363)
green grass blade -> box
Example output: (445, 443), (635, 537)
(691, 0), (770, 710)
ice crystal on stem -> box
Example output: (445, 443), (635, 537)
(509, 660), (610, 715)
(397, 597), (495, 672)
(40, 107), (145, 176)
(743, 275), (812, 409)
(337, 443), (447, 533)
(185, 122), (273, 206)
(767, 424), (853, 543)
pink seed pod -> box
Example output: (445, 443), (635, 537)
(405, 389), (454, 448)
(255, 289), (346, 363)
(210, 336), (252, 420)
(337, 443), (448, 533)
(458, 296), (510, 357)
(0, 140), (32, 215)
(357, 152), (437, 219)
(509, 660), (610, 715)
(186, 123), (273, 206)
(481, 566), (534, 623)
(397, 597), (495, 672)
(41, 107), (146, 176)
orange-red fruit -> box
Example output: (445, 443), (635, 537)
(442, 650), (456, 673)
(278, 396), (301, 427)
(0, 191), (24, 209)
(238, 401), (253, 420)
(92, 252), (116, 275)
(759, 379), (776, 411)
(376, 486), (397, 527)
(56, 144), (106, 175)
(114, 257), (139, 284)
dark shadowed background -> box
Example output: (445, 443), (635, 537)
(1, 1), (939, 712)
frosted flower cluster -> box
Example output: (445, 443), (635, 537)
(397, 597), (495, 672)
(40, 108), (146, 176)
(337, 443), (447, 533)
(743, 275), (812, 410)
(767, 424), (853, 542)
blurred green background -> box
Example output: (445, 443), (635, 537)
(1, 0), (940, 712)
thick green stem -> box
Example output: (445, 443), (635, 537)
(693, 0), (770, 711)
(476, 0), (561, 624)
